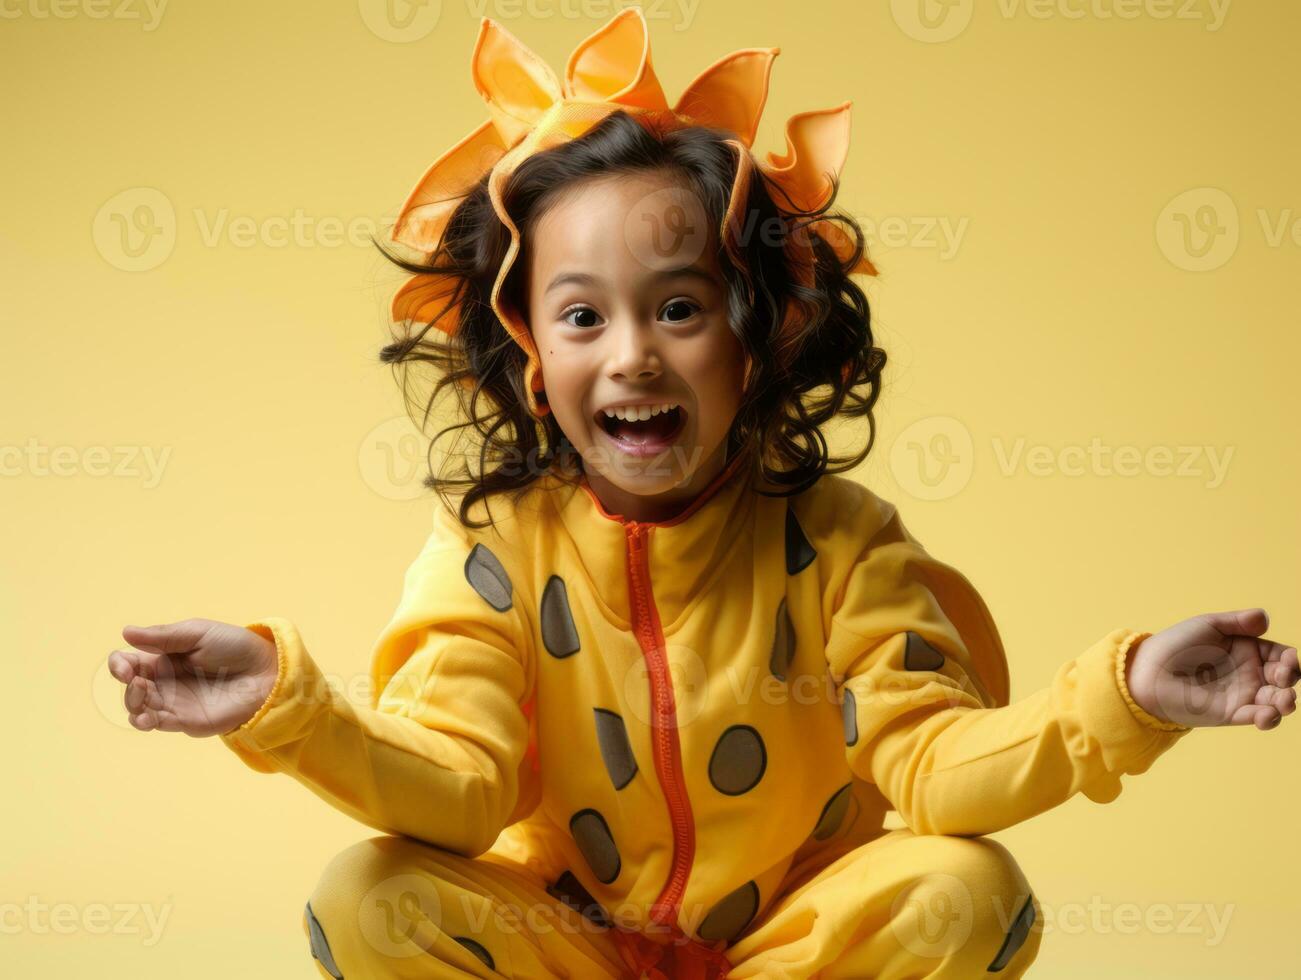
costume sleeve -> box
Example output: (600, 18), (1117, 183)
(825, 502), (1193, 837)
(219, 505), (537, 857)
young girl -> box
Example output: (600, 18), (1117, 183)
(107, 9), (1298, 979)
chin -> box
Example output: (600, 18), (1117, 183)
(578, 432), (713, 494)
(586, 453), (689, 492)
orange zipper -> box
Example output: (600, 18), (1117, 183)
(625, 521), (695, 928)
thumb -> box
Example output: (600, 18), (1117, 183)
(1200, 608), (1270, 640)
(122, 619), (212, 655)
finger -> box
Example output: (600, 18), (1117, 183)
(125, 675), (149, 714)
(1255, 685), (1296, 715)
(109, 648), (165, 684)
(107, 650), (135, 684)
(1202, 608), (1270, 639)
(125, 675), (167, 714)
(1263, 646), (1299, 688)
(122, 620), (210, 656)
(1228, 702), (1281, 730)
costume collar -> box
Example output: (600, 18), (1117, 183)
(546, 453), (757, 630)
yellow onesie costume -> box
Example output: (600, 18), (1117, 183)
(221, 454), (1191, 978)
(220, 9), (1193, 976)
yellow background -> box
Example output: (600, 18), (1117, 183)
(2, 0), (1296, 975)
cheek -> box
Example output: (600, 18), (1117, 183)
(712, 328), (747, 392)
(689, 331), (746, 425)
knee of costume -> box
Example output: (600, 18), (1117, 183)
(725, 829), (1043, 980)
(301, 835), (628, 980)
(875, 833), (1042, 977)
(302, 836), (510, 979)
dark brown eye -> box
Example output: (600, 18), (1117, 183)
(564, 307), (600, 328)
(662, 300), (698, 323)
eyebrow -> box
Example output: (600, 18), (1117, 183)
(544, 266), (718, 297)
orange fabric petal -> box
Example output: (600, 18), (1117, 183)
(390, 118), (507, 252)
(673, 47), (779, 148)
(390, 271), (461, 330)
(472, 17), (563, 147)
(762, 101), (853, 213)
(563, 6), (669, 110)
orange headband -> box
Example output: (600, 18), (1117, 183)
(388, 7), (877, 418)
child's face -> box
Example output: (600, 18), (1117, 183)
(526, 170), (745, 511)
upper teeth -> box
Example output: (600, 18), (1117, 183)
(602, 403), (678, 422)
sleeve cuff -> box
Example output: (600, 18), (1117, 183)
(1114, 631), (1194, 733)
(219, 617), (330, 755)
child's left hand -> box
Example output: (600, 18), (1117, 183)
(1126, 608), (1299, 730)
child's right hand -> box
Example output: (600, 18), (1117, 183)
(107, 619), (279, 736)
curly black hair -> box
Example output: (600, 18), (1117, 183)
(373, 109), (886, 528)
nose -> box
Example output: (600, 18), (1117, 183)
(604, 316), (662, 383)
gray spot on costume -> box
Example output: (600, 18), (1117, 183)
(541, 575), (580, 658)
(768, 598), (796, 680)
(547, 869), (612, 929)
(453, 936), (495, 971)
(987, 894), (1036, 972)
(708, 725), (767, 795)
(593, 708), (638, 790)
(570, 808), (621, 884)
(697, 880), (760, 944)
(304, 901), (343, 979)
(812, 783), (853, 840)
(785, 506), (816, 574)
(904, 631), (946, 671)
(464, 544), (512, 612)
(842, 687), (858, 746)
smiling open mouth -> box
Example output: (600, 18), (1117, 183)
(596, 405), (687, 450)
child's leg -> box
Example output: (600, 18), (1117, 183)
(301, 834), (628, 979)
(723, 828), (1043, 979)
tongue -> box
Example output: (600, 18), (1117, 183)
(611, 410), (678, 444)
